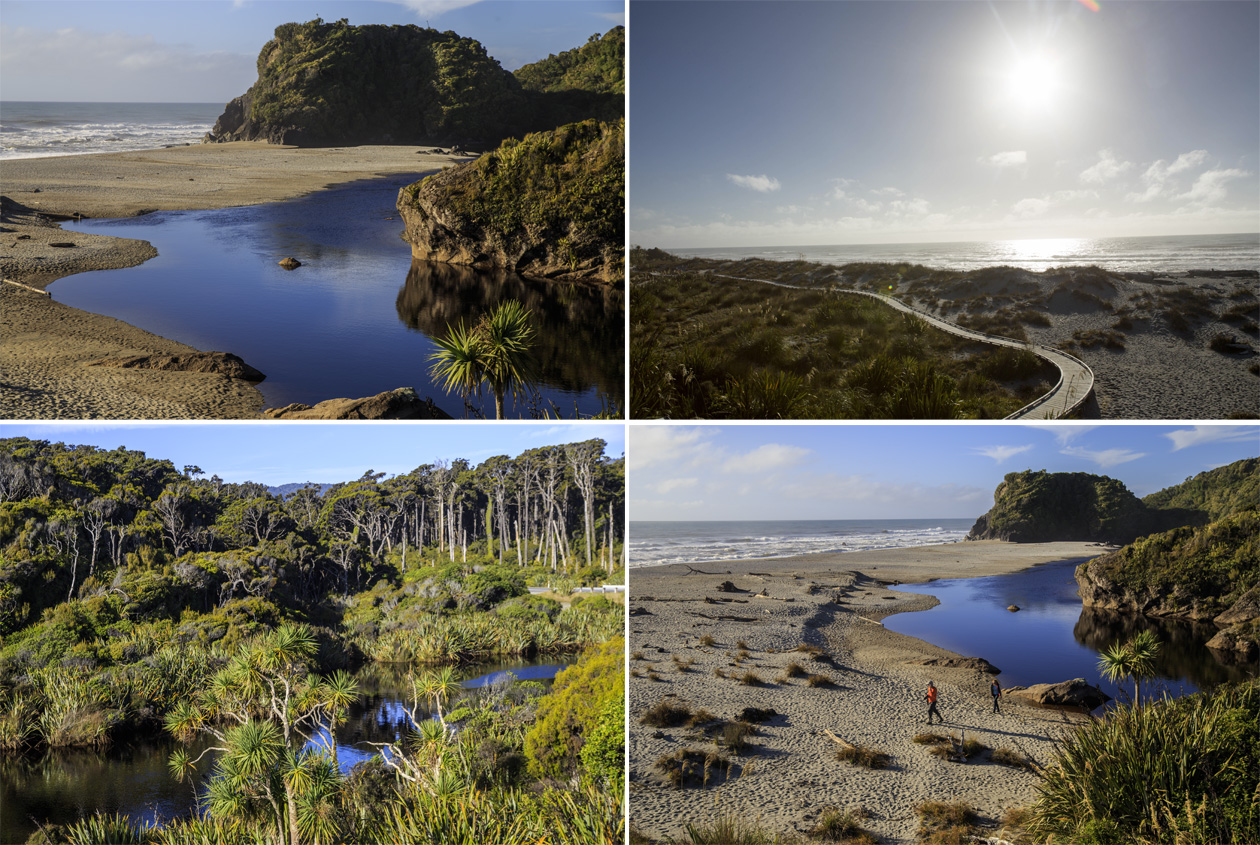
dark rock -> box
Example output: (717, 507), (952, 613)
(716, 581), (742, 593)
(49, 242), (76, 248)
(1008, 605), (1020, 612)
(263, 387), (452, 420)
(278, 257), (301, 269)
(1215, 586), (1260, 626)
(1205, 624), (1259, 661)
(1006, 678), (1110, 710)
(87, 351), (265, 381)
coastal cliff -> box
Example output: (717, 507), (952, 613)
(397, 119), (624, 283)
(965, 470), (1155, 544)
(1071, 458), (1259, 656)
(204, 18), (524, 147)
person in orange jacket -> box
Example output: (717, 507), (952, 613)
(926, 680), (943, 725)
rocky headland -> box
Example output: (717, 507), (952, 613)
(397, 120), (624, 283)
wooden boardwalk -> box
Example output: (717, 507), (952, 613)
(702, 272), (1094, 420)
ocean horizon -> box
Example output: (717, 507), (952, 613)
(668, 233), (1260, 274)
(629, 518), (974, 569)
(0, 101), (220, 160)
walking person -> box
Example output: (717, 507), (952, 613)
(990, 678), (1002, 714)
(925, 681), (943, 725)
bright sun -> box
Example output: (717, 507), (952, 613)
(1008, 54), (1060, 113)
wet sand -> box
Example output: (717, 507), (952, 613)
(1, 143), (471, 419)
(628, 541), (1105, 844)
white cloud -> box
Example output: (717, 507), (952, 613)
(1060, 446), (1146, 469)
(973, 445), (1034, 463)
(726, 173), (781, 193)
(1179, 168), (1251, 206)
(629, 426), (715, 471)
(657, 477), (698, 494)
(1026, 425), (1099, 445)
(980, 151), (1027, 168)
(1165, 425), (1259, 451)
(1128, 150), (1211, 202)
(871, 186), (905, 197)
(722, 444), (811, 474)
(1080, 149), (1133, 185)
(1012, 197), (1049, 218)
(391, 0), (484, 15)
(890, 198), (930, 216)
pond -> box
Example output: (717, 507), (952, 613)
(883, 558), (1254, 708)
(0, 658), (572, 843)
(58, 176), (624, 418)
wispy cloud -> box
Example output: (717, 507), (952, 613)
(973, 444), (1034, 463)
(1165, 425), (1259, 451)
(657, 477), (698, 494)
(1179, 168), (1251, 206)
(1011, 197), (1049, 218)
(726, 173), (781, 193)
(980, 150), (1027, 168)
(629, 426), (715, 471)
(390, 0), (484, 16)
(1127, 149), (1210, 202)
(722, 444), (811, 474)
(1079, 148), (1132, 185)
(1060, 446), (1146, 469)
(1026, 425), (1099, 446)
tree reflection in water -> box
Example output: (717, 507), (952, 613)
(396, 260), (624, 417)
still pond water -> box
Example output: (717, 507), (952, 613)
(59, 176), (623, 417)
(884, 558), (1254, 706)
(1, 659), (570, 843)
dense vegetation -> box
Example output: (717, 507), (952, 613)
(630, 252), (1057, 419)
(0, 436), (624, 843)
(1141, 457), (1259, 522)
(400, 119), (624, 283)
(207, 19), (623, 148)
(1029, 680), (1260, 845)
(515, 26), (624, 127)
(967, 470), (1156, 543)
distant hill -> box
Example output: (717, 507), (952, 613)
(268, 481), (336, 498)
(514, 27), (624, 128)
(1142, 457), (1259, 522)
(966, 470), (1155, 544)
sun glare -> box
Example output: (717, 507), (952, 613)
(1008, 54), (1059, 112)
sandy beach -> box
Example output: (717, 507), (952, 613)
(1, 143), (471, 419)
(628, 540), (1107, 844)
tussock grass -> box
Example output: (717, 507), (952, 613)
(912, 732), (949, 745)
(699, 634), (717, 647)
(783, 662), (806, 678)
(1027, 681), (1260, 845)
(738, 671), (764, 686)
(654, 747), (734, 789)
(807, 808), (878, 844)
(640, 699), (694, 728)
(834, 743), (891, 769)
(990, 746), (1036, 771)
(915, 801), (978, 845)
(805, 674), (835, 688)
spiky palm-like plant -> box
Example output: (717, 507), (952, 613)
(1098, 630), (1161, 706)
(429, 300), (537, 419)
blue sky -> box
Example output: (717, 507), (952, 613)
(630, 0), (1260, 247)
(629, 424), (1259, 521)
(0, 422), (625, 486)
(0, 0), (623, 102)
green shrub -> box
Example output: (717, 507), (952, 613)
(524, 635), (623, 780)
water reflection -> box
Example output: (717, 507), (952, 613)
(397, 260), (624, 415)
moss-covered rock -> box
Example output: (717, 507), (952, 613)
(966, 470), (1156, 544)
(204, 18), (526, 147)
(397, 119), (623, 283)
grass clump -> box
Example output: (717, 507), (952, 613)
(640, 699), (694, 728)
(805, 674), (835, 688)
(915, 801), (977, 845)
(699, 634), (717, 647)
(990, 746), (1036, 771)
(807, 808), (878, 843)
(721, 720), (757, 753)
(912, 732), (949, 745)
(834, 743), (891, 769)
(1027, 680), (1260, 845)
(654, 747), (734, 789)
(738, 671), (764, 686)
(672, 815), (792, 844)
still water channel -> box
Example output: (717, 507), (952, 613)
(884, 558), (1254, 707)
(58, 176), (623, 417)
(1, 659), (571, 843)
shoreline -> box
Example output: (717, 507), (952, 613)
(1, 143), (472, 420)
(628, 540), (1105, 844)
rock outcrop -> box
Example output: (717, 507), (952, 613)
(397, 119), (623, 283)
(966, 470), (1156, 544)
(87, 352), (264, 381)
(204, 18), (525, 147)
(263, 387), (451, 419)
(1005, 678), (1110, 710)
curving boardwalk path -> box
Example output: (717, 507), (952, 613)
(698, 271), (1094, 419)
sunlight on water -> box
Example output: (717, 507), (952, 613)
(993, 237), (1089, 264)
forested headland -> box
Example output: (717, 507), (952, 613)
(0, 435), (624, 844)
